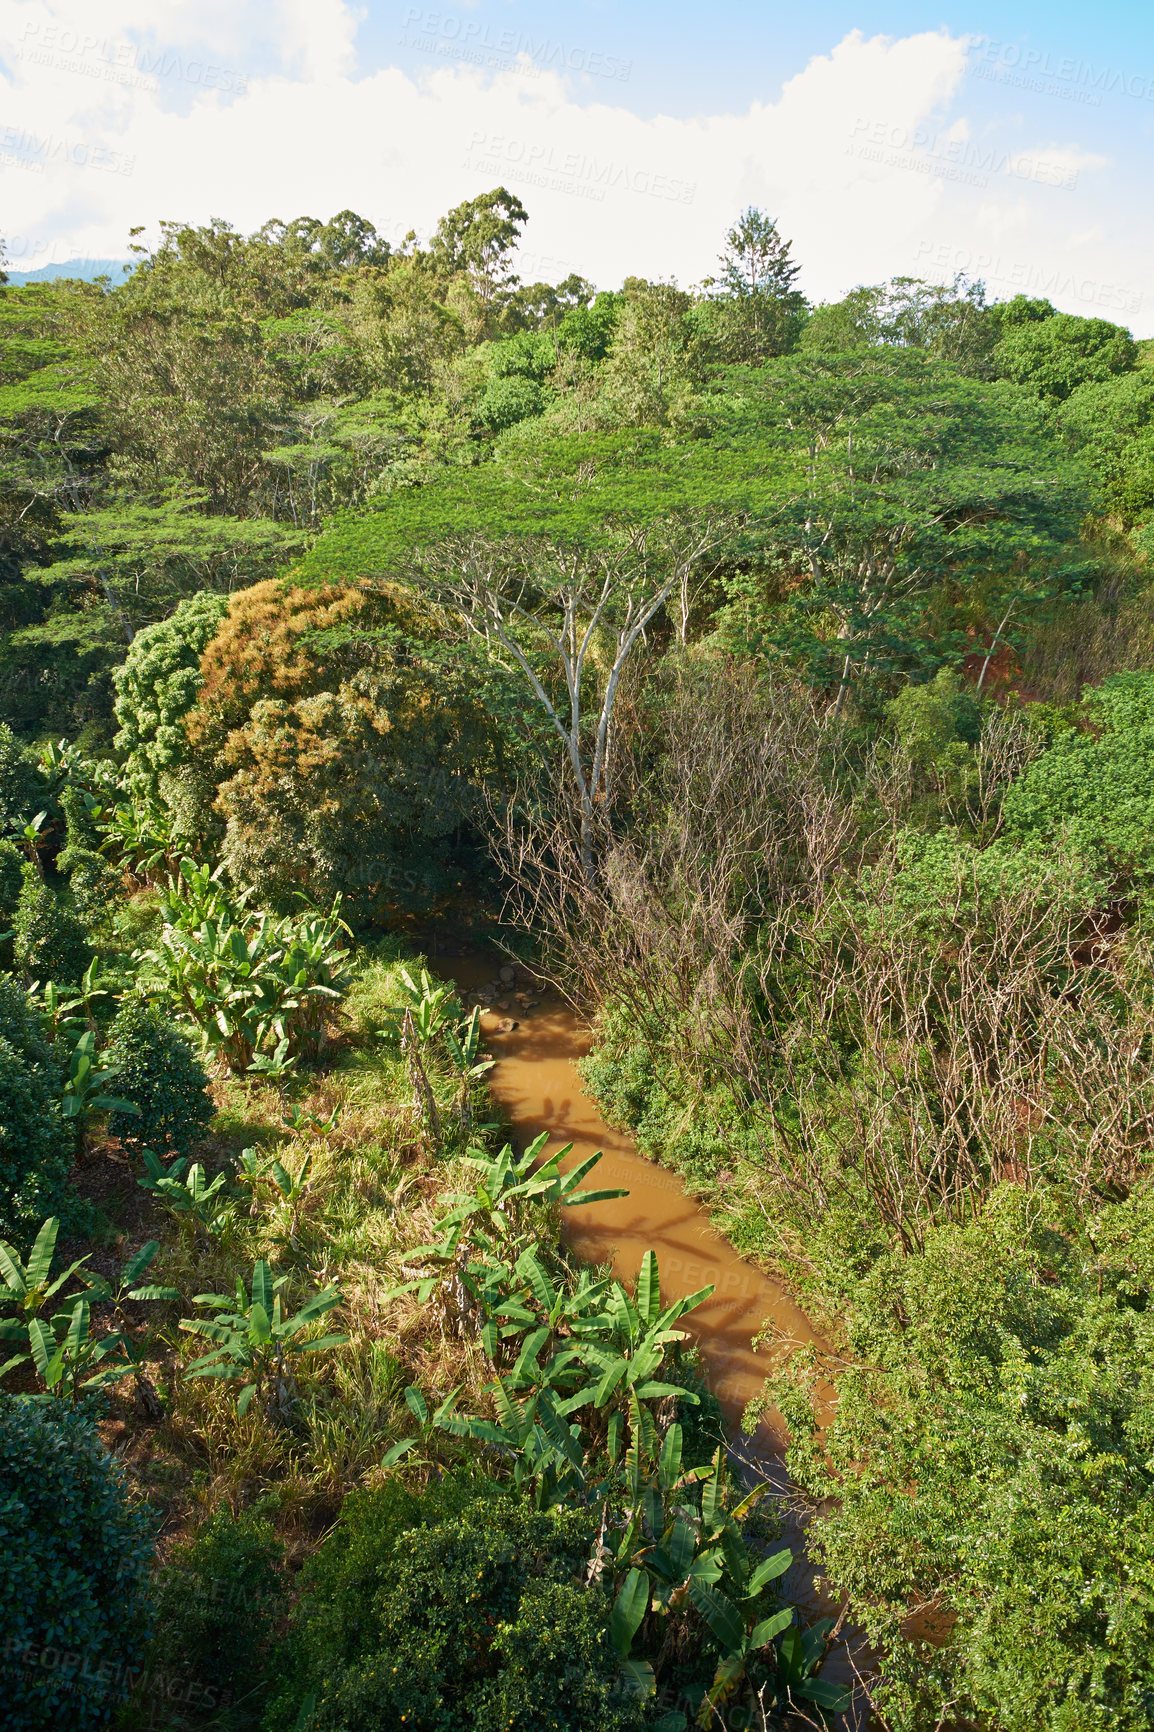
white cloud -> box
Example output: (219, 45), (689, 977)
(1, 1), (1147, 330)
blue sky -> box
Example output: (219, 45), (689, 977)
(2, 0), (1152, 329)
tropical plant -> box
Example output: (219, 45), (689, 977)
(57, 1027), (138, 1150)
(0, 1215), (177, 1401)
(389, 965), (493, 1147)
(179, 1258), (345, 1420)
(138, 1148), (231, 1235)
(137, 858), (352, 1073)
(385, 1134), (627, 1335)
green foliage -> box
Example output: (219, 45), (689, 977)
(994, 308), (1138, 401)
(0, 836), (23, 937)
(179, 1258), (345, 1420)
(144, 1507), (286, 1718)
(0, 722), (48, 830)
(104, 997), (213, 1154)
(12, 864), (93, 986)
(773, 1188), (1154, 1731)
(263, 1475), (639, 1732)
(138, 1149), (231, 1236)
(112, 589), (230, 796)
(0, 1020), (70, 1240)
(0, 1397), (154, 1731)
(1001, 670), (1154, 885)
(58, 1027), (138, 1147)
(0, 1215), (177, 1400)
(1058, 370), (1154, 525)
(137, 858), (353, 1073)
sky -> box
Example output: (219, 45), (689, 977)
(1, 0), (1152, 330)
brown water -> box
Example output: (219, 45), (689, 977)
(434, 944), (824, 1474)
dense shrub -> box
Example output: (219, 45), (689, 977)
(0, 1398), (154, 1731)
(1000, 671), (1154, 884)
(112, 590), (231, 798)
(0, 837), (23, 925)
(184, 578), (497, 913)
(133, 1507), (285, 1723)
(11, 866), (92, 985)
(0, 973), (71, 1237)
(776, 1189), (1154, 1732)
(263, 1474), (640, 1732)
(0, 723), (46, 835)
(104, 998), (213, 1154)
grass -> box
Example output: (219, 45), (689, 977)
(32, 934), (501, 1569)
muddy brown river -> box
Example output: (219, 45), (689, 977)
(434, 945), (825, 1473)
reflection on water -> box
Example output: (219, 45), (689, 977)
(435, 947), (821, 1460)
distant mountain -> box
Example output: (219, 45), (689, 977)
(4, 259), (134, 284)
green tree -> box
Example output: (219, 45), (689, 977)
(714, 348), (1089, 705)
(429, 185), (529, 307)
(994, 308), (1138, 401)
(700, 208), (807, 363)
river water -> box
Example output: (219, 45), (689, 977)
(433, 944), (825, 1476)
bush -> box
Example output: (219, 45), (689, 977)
(0, 1397), (154, 1731)
(184, 579), (496, 914)
(0, 977), (71, 1236)
(263, 1475), (640, 1732)
(112, 590), (231, 798)
(58, 787), (120, 925)
(12, 866), (92, 985)
(0, 837), (24, 926)
(135, 1507), (284, 1723)
(104, 998), (213, 1154)
(0, 723), (47, 835)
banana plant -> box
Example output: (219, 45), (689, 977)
(33, 960), (112, 1041)
(180, 1260), (345, 1420)
(0, 1218), (177, 1401)
(247, 1035), (296, 1083)
(139, 862), (352, 1075)
(283, 1101), (341, 1137)
(138, 1149), (231, 1235)
(233, 1147), (315, 1244)
(389, 967), (456, 1149)
(58, 1029), (139, 1148)
(384, 1136), (627, 1335)
(443, 1003), (494, 1139)
(18, 809), (49, 874)
(560, 1250), (715, 1423)
(0, 1217), (91, 1379)
(100, 797), (182, 886)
